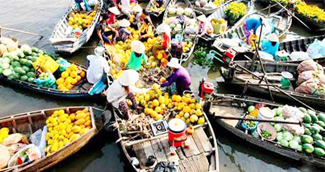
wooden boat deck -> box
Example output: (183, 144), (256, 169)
(210, 106), (243, 127)
(132, 126), (213, 172)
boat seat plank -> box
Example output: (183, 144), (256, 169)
(196, 153), (210, 172)
(191, 131), (205, 153)
(142, 141), (155, 162)
(133, 143), (148, 167)
(177, 160), (186, 172)
(151, 139), (167, 162)
(159, 137), (179, 162)
(195, 127), (213, 153)
(183, 135), (200, 157)
(180, 158), (196, 172)
(176, 147), (185, 160)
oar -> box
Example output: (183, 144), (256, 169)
(0, 26), (44, 40)
(214, 115), (301, 125)
(273, 1), (312, 31)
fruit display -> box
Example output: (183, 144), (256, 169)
(183, 41), (194, 53)
(0, 44), (43, 83)
(0, 37), (18, 56)
(118, 84), (206, 138)
(0, 127), (9, 143)
(213, 0), (225, 8)
(45, 108), (92, 155)
(242, 104), (325, 157)
(224, 2), (248, 22)
(195, 0), (218, 9)
(295, 2), (325, 22)
(56, 64), (85, 91)
(68, 11), (97, 30)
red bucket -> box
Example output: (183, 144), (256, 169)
(168, 119), (187, 147)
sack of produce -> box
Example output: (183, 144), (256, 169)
(282, 118), (305, 136)
(281, 105), (304, 122)
(289, 51), (310, 61)
(297, 60), (323, 73)
(296, 71), (317, 86)
(0, 145), (10, 169)
(7, 144), (41, 167)
(295, 78), (319, 95)
(0, 37), (18, 52)
(35, 72), (57, 88)
(6, 143), (27, 156)
(306, 39), (325, 59)
(2, 133), (29, 146)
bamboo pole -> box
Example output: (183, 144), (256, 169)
(214, 115), (301, 125)
(0, 26), (43, 37)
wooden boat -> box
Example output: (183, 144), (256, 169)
(201, 0), (254, 41)
(203, 93), (325, 168)
(219, 60), (325, 110)
(146, 0), (173, 17)
(49, 0), (103, 54)
(0, 106), (109, 172)
(163, 0), (198, 63)
(113, 93), (219, 172)
(212, 8), (292, 53)
(277, 35), (325, 64)
(190, 0), (220, 16)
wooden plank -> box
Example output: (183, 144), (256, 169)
(188, 156), (200, 172)
(176, 147), (185, 160)
(133, 143), (147, 167)
(191, 131), (204, 154)
(183, 135), (200, 157)
(196, 153), (210, 172)
(142, 141), (155, 159)
(195, 127), (213, 153)
(160, 137), (179, 162)
(177, 160), (186, 172)
(151, 139), (167, 162)
(180, 158), (196, 172)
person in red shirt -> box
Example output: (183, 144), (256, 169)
(106, 7), (120, 25)
(152, 23), (171, 56)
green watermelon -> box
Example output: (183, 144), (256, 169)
(27, 72), (35, 78)
(14, 67), (26, 75)
(314, 147), (325, 157)
(315, 140), (325, 149)
(25, 60), (33, 67)
(20, 75), (28, 81)
(27, 77), (34, 83)
(301, 135), (313, 144)
(12, 61), (21, 68)
(22, 66), (30, 73)
(303, 114), (312, 124)
(318, 113), (325, 123)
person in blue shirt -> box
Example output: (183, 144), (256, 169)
(244, 15), (262, 44)
(74, 0), (90, 11)
(260, 33), (279, 58)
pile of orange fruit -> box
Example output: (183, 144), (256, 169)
(56, 64), (85, 91)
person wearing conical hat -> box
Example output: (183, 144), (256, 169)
(107, 6), (120, 25)
(117, 19), (131, 41)
(86, 47), (110, 84)
(105, 70), (149, 119)
(119, 0), (132, 18)
(125, 41), (148, 71)
(96, 15), (119, 45)
(197, 15), (213, 37)
(161, 58), (191, 96)
(74, 0), (90, 11)
(152, 23), (171, 57)
(139, 18), (154, 42)
(260, 33), (280, 58)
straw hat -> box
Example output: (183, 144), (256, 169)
(109, 7), (120, 15)
(119, 19), (130, 27)
(133, 5), (142, 13)
(266, 33), (279, 42)
(94, 46), (105, 56)
(167, 58), (181, 68)
(131, 40), (145, 54)
(118, 70), (139, 86)
(157, 23), (171, 34)
(197, 15), (207, 22)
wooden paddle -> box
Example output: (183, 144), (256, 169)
(0, 26), (44, 40)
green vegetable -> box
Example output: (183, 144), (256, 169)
(317, 121), (325, 128)
(20, 75), (28, 81)
(274, 124), (282, 132)
(289, 140), (299, 150)
(0, 68), (3, 75)
(297, 145), (302, 152)
(302, 123), (311, 129)
(276, 107), (282, 116)
(318, 112), (325, 123)
(302, 143), (314, 154)
(303, 113), (312, 123)
(280, 139), (289, 147)
(12, 72), (20, 79)
(304, 128), (312, 136)
(315, 140), (325, 149)
(313, 133), (323, 140)
(12, 61), (21, 68)
(277, 132), (283, 141)
(293, 136), (301, 143)
(311, 126), (320, 134)
(261, 130), (272, 139)
(282, 131), (293, 141)
(27, 72), (35, 78)
(3, 69), (12, 76)
(310, 112), (318, 123)
(27, 77), (34, 83)
(314, 147), (325, 156)
(299, 107), (307, 113)
(14, 67), (26, 75)
(248, 106), (255, 113)
(1, 63), (10, 70)
(301, 135), (313, 144)
(19, 59), (27, 65)
(22, 66), (30, 73)
(25, 60), (33, 67)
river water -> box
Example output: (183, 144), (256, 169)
(0, 0), (323, 172)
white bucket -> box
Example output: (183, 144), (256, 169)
(258, 107), (274, 120)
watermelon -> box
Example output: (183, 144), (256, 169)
(311, 126), (320, 134)
(12, 72), (20, 79)
(25, 60), (33, 67)
(27, 77), (34, 83)
(20, 75), (28, 81)
(314, 147), (325, 156)
(315, 140), (325, 149)
(19, 59), (27, 65)
(301, 135), (313, 144)
(310, 112), (318, 123)
(303, 114), (312, 124)
(12, 61), (21, 68)
(3, 69), (12, 76)
(22, 66), (30, 73)
(30, 56), (38, 62)
(313, 133), (323, 140)
(302, 123), (311, 129)
(27, 72), (35, 78)
(304, 128), (312, 136)
(31, 47), (38, 53)
(318, 113), (325, 123)
(302, 143), (314, 154)
(299, 107), (307, 113)
(317, 121), (325, 128)
(14, 67), (26, 75)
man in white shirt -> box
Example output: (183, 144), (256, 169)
(86, 47), (110, 84)
(105, 70), (148, 119)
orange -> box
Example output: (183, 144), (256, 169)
(71, 78), (78, 85)
(61, 72), (69, 78)
(65, 77), (73, 85)
(70, 64), (77, 71)
(80, 71), (86, 77)
(70, 71), (78, 78)
(56, 78), (64, 85)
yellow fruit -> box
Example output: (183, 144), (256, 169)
(152, 99), (159, 107)
(186, 119), (191, 124)
(158, 96), (165, 104)
(58, 115), (67, 123)
(160, 77), (166, 83)
(175, 115), (180, 118)
(80, 71), (86, 77)
(190, 115), (198, 123)
(56, 78), (64, 85)
(152, 83), (160, 90)
(146, 108), (153, 115)
(80, 128), (90, 135)
(151, 111), (158, 118)
(195, 104), (202, 110)
(0, 131), (8, 139)
(181, 117), (186, 121)
(0, 128), (9, 134)
(145, 95), (150, 101)
(175, 95), (182, 102)
(85, 120), (91, 126)
(71, 78), (78, 85)
(69, 113), (76, 121)
(198, 117), (205, 125)
(65, 77), (73, 85)
(196, 110), (203, 116)
(72, 126), (81, 133)
(76, 113), (86, 120)
(70, 64), (77, 71)
(58, 110), (65, 116)
(189, 104), (195, 109)
(155, 107), (162, 113)
(61, 72), (69, 78)
(183, 106), (191, 113)
(76, 75), (82, 81)
(70, 134), (81, 141)
(160, 104), (166, 109)
(155, 114), (163, 121)
(179, 111), (184, 117)
(75, 118), (86, 125)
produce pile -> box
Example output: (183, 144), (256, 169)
(45, 108), (92, 155)
(0, 37), (19, 56)
(224, 2), (248, 22)
(0, 128), (42, 170)
(149, 2), (164, 12)
(118, 84), (206, 138)
(56, 64), (86, 91)
(295, 2), (325, 22)
(68, 11), (97, 30)
(194, 0), (219, 9)
(242, 104), (325, 157)
(295, 60), (325, 96)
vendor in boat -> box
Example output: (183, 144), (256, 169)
(154, 0), (165, 8)
(96, 15), (119, 45)
(139, 18), (154, 41)
(125, 40), (148, 71)
(161, 58), (191, 96)
(260, 33), (279, 58)
(107, 7), (120, 25)
(118, 19), (132, 41)
(119, 0), (132, 17)
(105, 70), (148, 119)
(244, 15), (273, 44)
(74, 0), (90, 11)
(197, 15), (213, 37)
(152, 23), (171, 57)
(134, 9), (154, 28)
(86, 47), (110, 84)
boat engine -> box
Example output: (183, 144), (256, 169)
(198, 78), (214, 99)
(223, 48), (237, 63)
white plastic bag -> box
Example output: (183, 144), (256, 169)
(306, 40), (325, 59)
(289, 51), (310, 61)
